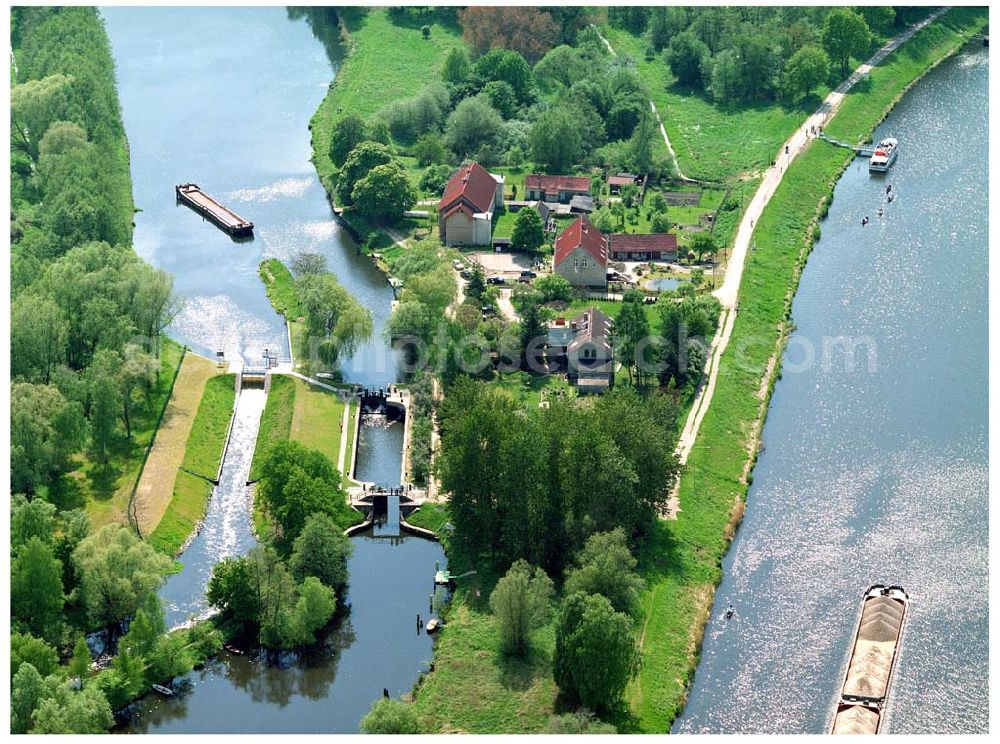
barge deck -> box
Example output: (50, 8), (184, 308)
(830, 584), (909, 734)
(175, 183), (254, 237)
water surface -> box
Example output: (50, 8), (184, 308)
(675, 45), (988, 734)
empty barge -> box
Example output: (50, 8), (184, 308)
(830, 584), (909, 734)
(175, 183), (254, 237)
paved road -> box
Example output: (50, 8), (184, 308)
(674, 9), (949, 465)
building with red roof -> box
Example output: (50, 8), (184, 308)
(438, 162), (504, 246)
(524, 174), (592, 204)
(608, 233), (678, 262)
(553, 216), (608, 288)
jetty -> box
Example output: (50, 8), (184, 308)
(175, 183), (254, 237)
(818, 132), (876, 158)
(830, 585), (909, 734)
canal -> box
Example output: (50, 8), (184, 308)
(103, 6), (444, 733)
(674, 44), (988, 734)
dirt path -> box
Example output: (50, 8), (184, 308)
(673, 10), (947, 467)
(134, 352), (218, 536)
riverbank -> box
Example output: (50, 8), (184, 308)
(147, 372), (237, 556)
(635, 6), (987, 733)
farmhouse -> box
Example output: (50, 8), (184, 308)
(547, 308), (614, 393)
(607, 173), (638, 194)
(438, 162), (504, 246)
(608, 233), (679, 262)
(553, 216), (608, 289)
(524, 174), (592, 204)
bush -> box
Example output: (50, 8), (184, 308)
(360, 698), (423, 734)
(489, 559), (554, 656)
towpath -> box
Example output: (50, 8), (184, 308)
(674, 8), (949, 467)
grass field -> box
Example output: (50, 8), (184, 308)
(289, 378), (346, 465)
(310, 8), (466, 197)
(248, 374), (296, 482)
(148, 374), (236, 555)
(628, 7), (988, 731)
(52, 339), (185, 529)
(259, 258), (302, 319)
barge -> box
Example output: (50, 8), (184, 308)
(175, 183), (254, 237)
(830, 584), (909, 734)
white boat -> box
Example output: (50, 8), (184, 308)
(869, 138), (898, 172)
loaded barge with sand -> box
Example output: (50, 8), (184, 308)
(830, 584), (909, 734)
(175, 183), (254, 237)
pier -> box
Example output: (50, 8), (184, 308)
(818, 133), (875, 158)
(175, 183), (254, 237)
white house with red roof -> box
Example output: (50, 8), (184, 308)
(524, 174), (592, 204)
(437, 162), (504, 246)
(553, 216), (608, 289)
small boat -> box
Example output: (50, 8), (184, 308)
(224, 643), (243, 655)
(868, 138), (898, 173)
(151, 684), (174, 696)
(425, 618), (441, 633)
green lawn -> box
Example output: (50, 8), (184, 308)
(289, 377), (346, 466)
(491, 371), (576, 410)
(601, 26), (826, 184)
(148, 374), (236, 555)
(52, 339), (185, 529)
(311, 8), (466, 196)
(259, 258), (302, 319)
(248, 374), (296, 482)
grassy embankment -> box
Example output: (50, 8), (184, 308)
(310, 8), (465, 252)
(629, 7), (989, 733)
(407, 8), (987, 733)
(147, 374), (236, 555)
(57, 339), (184, 528)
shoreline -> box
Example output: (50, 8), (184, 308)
(658, 9), (988, 732)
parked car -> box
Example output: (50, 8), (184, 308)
(519, 270), (537, 280)
(487, 275), (506, 285)
(460, 268), (474, 279)
(452, 259), (465, 271)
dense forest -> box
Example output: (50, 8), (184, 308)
(9, 8), (201, 734)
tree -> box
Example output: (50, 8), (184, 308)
(460, 7), (559, 64)
(206, 555), (261, 629)
(68, 636), (92, 684)
(534, 45), (587, 89)
(419, 163), (453, 194)
(665, 31), (710, 88)
(89, 371), (120, 467)
(518, 300), (547, 369)
(291, 251), (328, 276)
(782, 44), (831, 101)
(442, 46), (470, 84)
(336, 141), (393, 205)
(352, 162), (417, 221)
(708, 49), (742, 103)
(11, 663), (48, 734)
(860, 6), (895, 34)
(11, 493), (56, 551)
(289, 576), (337, 645)
(360, 698), (423, 734)
(444, 95), (503, 158)
(627, 111), (655, 174)
(72, 525), (171, 631)
(412, 132), (448, 167)
(534, 274), (573, 303)
(544, 709), (617, 734)
(388, 300), (434, 342)
(466, 265), (487, 300)
(613, 293), (651, 384)
(530, 107), (582, 172)
(511, 207), (545, 251)
(822, 8), (871, 76)
(564, 529), (645, 616)
(329, 114), (368, 167)
(10, 382), (86, 494)
(690, 233), (717, 262)
(489, 559), (554, 655)
(11, 633), (60, 679)
(29, 683), (114, 734)
(11, 294), (67, 383)
(473, 48), (535, 101)
(553, 593), (641, 712)
(12, 537), (64, 641)
(290, 512), (353, 591)
(650, 212), (671, 233)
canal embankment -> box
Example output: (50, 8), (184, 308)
(630, 6), (988, 733)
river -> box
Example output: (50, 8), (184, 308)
(103, 6), (444, 733)
(674, 44), (988, 734)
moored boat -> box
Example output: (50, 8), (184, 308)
(830, 584), (909, 734)
(868, 138), (898, 172)
(151, 684), (174, 696)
